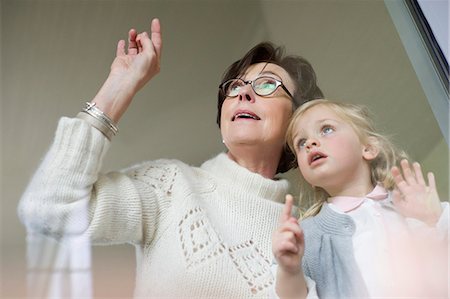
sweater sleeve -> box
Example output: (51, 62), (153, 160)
(18, 117), (167, 245)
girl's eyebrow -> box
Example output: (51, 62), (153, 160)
(316, 118), (340, 124)
(292, 128), (305, 141)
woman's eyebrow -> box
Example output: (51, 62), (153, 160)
(257, 70), (282, 79)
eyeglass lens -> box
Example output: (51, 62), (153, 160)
(225, 77), (280, 97)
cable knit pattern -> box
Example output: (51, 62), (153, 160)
(18, 117), (290, 298)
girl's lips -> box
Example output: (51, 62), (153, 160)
(231, 110), (261, 121)
(308, 151), (327, 165)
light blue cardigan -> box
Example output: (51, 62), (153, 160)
(301, 204), (369, 299)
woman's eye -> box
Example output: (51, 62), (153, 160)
(254, 77), (278, 95)
(229, 82), (241, 92)
(255, 79), (275, 89)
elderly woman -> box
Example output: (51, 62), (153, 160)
(18, 19), (322, 298)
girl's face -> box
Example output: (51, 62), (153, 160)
(220, 63), (295, 155)
(291, 104), (375, 196)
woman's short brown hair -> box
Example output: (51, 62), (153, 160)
(217, 42), (323, 173)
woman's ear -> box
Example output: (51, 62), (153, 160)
(362, 136), (380, 161)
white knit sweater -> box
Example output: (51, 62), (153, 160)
(19, 117), (290, 298)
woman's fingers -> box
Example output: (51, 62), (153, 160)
(121, 19), (162, 59)
(127, 29), (138, 55)
(137, 32), (149, 52)
(136, 33), (144, 53)
(151, 18), (162, 60)
(116, 39), (126, 57)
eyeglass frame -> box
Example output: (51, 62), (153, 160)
(219, 76), (294, 100)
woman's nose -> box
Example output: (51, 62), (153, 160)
(238, 85), (255, 103)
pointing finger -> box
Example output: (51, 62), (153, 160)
(280, 194), (294, 223)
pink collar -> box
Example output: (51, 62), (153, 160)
(328, 185), (389, 213)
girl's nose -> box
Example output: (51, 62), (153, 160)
(306, 139), (320, 150)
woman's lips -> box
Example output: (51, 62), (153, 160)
(231, 110), (261, 121)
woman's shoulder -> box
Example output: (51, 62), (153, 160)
(120, 158), (203, 184)
(121, 156), (217, 195)
(121, 157), (188, 174)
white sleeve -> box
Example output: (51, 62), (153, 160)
(17, 117), (169, 245)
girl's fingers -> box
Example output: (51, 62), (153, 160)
(278, 231), (301, 250)
(280, 194), (294, 223)
(412, 162), (426, 185)
(392, 166), (408, 192)
(279, 240), (299, 254)
(279, 220), (302, 239)
(427, 172), (436, 191)
(391, 166), (401, 181)
(392, 188), (405, 205)
(400, 159), (416, 186)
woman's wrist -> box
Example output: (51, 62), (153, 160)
(92, 73), (139, 123)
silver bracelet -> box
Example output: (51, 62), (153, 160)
(82, 102), (118, 134)
(77, 102), (118, 140)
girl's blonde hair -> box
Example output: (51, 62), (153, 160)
(286, 99), (408, 218)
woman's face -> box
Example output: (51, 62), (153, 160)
(220, 62), (295, 154)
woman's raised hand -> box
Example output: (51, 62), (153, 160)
(111, 19), (162, 91)
(391, 159), (443, 226)
(272, 195), (304, 274)
(92, 18), (162, 123)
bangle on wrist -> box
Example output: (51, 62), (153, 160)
(76, 102), (118, 140)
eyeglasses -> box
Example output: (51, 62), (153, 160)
(219, 76), (294, 100)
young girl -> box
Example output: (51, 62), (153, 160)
(272, 99), (448, 299)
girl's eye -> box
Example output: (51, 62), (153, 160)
(321, 126), (334, 136)
(297, 138), (307, 149)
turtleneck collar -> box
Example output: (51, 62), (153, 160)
(201, 153), (289, 203)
